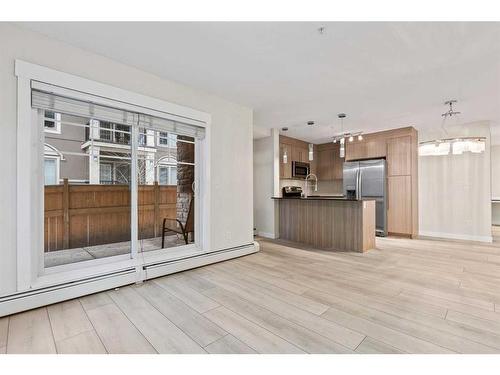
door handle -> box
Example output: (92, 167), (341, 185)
(358, 169), (362, 199)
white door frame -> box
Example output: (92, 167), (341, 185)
(15, 60), (214, 292)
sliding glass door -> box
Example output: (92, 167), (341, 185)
(42, 110), (134, 268)
(136, 127), (197, 254)
(33, 86), (205, 275)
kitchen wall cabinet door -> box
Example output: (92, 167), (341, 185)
(346, 137), (386, 161)
(292, 146), (308, 163)
(280, 143), (292, 179)
(387, 136), (411, 176)
(317, 148), (334, 180)
(316, 144), (343, 180)
(365, 138), (387, 159)
(345, 141), (363, 161)
(333, 151), (344, 179)
(387, 175), (412, 235)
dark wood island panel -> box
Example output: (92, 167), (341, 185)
(277, 198), (375, 252)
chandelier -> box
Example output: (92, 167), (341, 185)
(332, 113), (363, 158)
(419, 100), (486, 157)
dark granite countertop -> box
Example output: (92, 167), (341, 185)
(271, 196), (374, 201)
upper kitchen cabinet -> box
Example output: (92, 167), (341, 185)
(279, 143), (292, 179)
(387, 135), (412, 176)
(279, 135), (313, 179)
(316, 143), (343, 180)
(345, 134), (386, 161)
(292, 145), (309, 163)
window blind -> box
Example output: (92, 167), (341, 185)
(32, 89), (138, 127)
(31, 83), (206, 139)
(138, 114), (205, 139)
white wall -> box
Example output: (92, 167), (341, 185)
(490, 145), (500, 224)
(0, 24), (254, 296)
(491, 145), (500, 198)
(419, 121), (492, 242)
(253, 135), (276, 238)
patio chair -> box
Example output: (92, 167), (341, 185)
(161, 196), (194, 248)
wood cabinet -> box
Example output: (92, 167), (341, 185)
(387, 136), (411, 176)
(281, 127), (418, 238)
(387, 175), (412, 235)
(279, 135), (312, 179)
(316, 143), (343, 181)
(292, 146), (309, 163)
(345, 135), (386, 161)
(318, 126), (418, 238)
(317, 148), (334, 180)
(279, 143), (292, 179)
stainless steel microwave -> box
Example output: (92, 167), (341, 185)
(292, 161), (310, 178)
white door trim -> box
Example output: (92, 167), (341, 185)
(14, 59), (215, 296)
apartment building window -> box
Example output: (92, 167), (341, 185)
(157, 132), (177, 147)
(158, 165), (177, 185)
(100, 163), (113, 184)
(44, 158), (58, 185)
(99, 121), (113, 141)
(43, 110), (61, 134)
(99, 121), (131, 144)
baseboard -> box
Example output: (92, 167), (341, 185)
(418, 231), (493, 243)
(0, 270), (137, 317)
(0, 242), (259, 317)
(256, 231), (277, 239)
(144, 242), (259, 279)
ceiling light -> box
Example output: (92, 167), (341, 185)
(281, 127), (288, 131)
(442, 100), (461, 118)
(339, 137), (345, 158)
(419, 101), (486, 157)
(332, 113), (363, 153)
(419, 137), (485, 157)
(307, 121), (315, 126)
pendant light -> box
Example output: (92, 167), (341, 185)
(281, 127), (288, 163)
(332, 113), (362, 157)
(308, 143), (314, 161)
(418, 100), (486, 156)
(337, 113), (347, 158)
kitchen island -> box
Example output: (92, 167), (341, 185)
(272, 197), (376, 252)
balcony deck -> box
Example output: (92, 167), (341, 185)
(44, 234), (187, 268)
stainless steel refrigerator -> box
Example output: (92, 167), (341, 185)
(343, 159), (387, 236)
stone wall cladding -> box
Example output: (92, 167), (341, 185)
(176, 136), (195, 225)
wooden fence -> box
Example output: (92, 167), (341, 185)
(44, 179), (177, 252)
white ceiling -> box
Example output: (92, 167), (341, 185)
(17, 22), (500, 143)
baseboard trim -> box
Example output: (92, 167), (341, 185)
(144, 242), (258, 279)
(418, 231), (493, 243)
(0, 270), (136, 317)
(0, 242), (259, 317)
(256, 231), (276, 239)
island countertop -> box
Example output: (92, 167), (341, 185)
(273, 197), (376, 252)
(271, 196), (375, 201)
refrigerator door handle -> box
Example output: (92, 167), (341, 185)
(358, 168), (362, 199)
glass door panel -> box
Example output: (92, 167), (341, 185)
(137, 129), (196, 253)
(43, 111), (132, 268)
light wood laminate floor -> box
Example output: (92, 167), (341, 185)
(3, 232), (500, 354)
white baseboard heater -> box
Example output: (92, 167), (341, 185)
(0, 243), (258, 317)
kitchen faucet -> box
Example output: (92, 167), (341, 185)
(304, 173), (318, 198)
